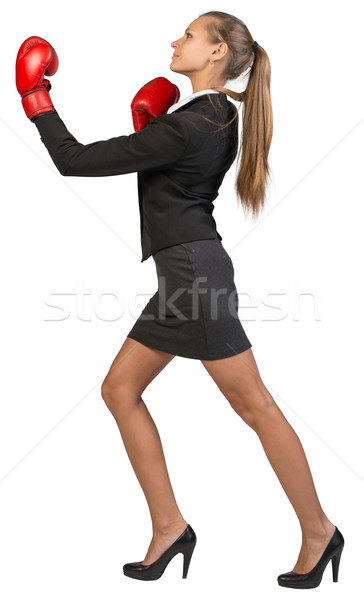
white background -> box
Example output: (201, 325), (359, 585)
(1, 0), (363, 597)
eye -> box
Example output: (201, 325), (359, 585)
(186, 32), (192, 38)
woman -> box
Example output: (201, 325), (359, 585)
(16, 10), (344, 588)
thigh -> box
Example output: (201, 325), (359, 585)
(200, 347), (272, 412)
(102, 337), (175, 400)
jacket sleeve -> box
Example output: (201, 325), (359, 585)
(32, 110), (189, 177)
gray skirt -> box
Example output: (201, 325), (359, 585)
(127, 238), (252, 360)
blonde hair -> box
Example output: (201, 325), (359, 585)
(199, 10), (273, 220)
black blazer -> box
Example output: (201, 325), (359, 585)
(33, 92), (239, 262)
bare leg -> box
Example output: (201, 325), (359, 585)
(101, 337), (188, 564)
(201, 348), (337, 574)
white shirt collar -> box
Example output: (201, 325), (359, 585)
(167, 89), (220, 114)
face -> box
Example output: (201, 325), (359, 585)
(170, 17), (224, 75)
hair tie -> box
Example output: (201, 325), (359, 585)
(252, 41), (258, 49)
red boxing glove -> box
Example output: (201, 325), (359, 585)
(131, 77), (180, 132)
(16, 36), (59, 121)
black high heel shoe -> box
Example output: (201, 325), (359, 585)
(123, 524), (197, 581)
(277, 526), (344, 589)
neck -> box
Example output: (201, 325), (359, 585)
(189, 76), (226, 95)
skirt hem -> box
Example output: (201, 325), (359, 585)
(126, 333), (252, 360)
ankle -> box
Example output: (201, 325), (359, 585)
(152, 516), (187, 536)
(301, 516), (335, 541)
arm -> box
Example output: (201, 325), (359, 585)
(33, 111), (189, 177)
(16, 37), (187, 177)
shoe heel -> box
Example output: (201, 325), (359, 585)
(331, 544), (344, 582)
(182, 541), (196, 579)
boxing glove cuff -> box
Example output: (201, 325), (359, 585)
(22, 88), (55, 121)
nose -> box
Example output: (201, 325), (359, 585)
(171, 34), (184, 49)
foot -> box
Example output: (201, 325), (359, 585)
(141, 519), (189, 566)
(292, 521), (337, 574)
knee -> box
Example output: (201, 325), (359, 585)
(101, 379), (114, 404)
(101, 378), (134, 410)
(228, 384), (276, 429)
